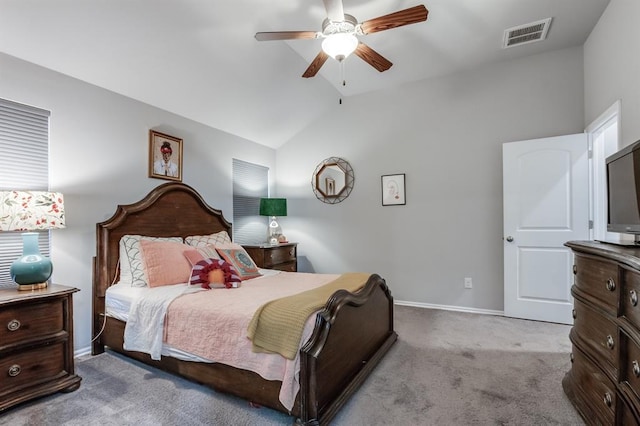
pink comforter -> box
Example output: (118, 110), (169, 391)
(164, 271), (340, 411)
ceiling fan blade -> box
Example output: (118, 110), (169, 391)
(302, 51), (329, 78)
(359, 5), (428, 35)
(323, 0), (345, 22)
(255, 31), (318, 41)
(353, 42), (393, 72)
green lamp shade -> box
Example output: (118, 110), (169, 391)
(259, 198), (287, 217)
(10, 232), (53, 285)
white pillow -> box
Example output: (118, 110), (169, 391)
(184, 231), (231, 249)
(119, 235), (183, 287)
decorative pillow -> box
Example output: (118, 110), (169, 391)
(183, 249), (206, 266)
(216, 246), (262, 280)
(189, 258), (241, 289)
(183, 246), (220, 265)
(184, 231), (231, 251)
(119, 235), (183, 287)
(139, 240), (193, 288)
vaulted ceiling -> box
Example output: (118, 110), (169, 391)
(0, 0), (610, 148)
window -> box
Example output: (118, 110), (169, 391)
(0, 98), (51, 288)
(232, 159), (269, 244)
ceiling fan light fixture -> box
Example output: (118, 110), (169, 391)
(322, 33), (358, 61)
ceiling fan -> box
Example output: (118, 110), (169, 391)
(255, 1), (429, 78)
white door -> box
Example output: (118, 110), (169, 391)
(503, 134), (589, 324)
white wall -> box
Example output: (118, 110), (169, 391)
(276, 47), (585, 312)
(584, 0), (640, 148)
(0, 52), (276, 354)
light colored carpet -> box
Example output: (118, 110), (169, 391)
(0, 306), (584, 425)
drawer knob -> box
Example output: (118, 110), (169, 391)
(603, 392), (612, 407)
(633, 360), (640, 378)
(8, 364), (21, 377)
(606, 278), (616, 292)
(572, 309), (576, 319)
(631, 290), (638, 307)
(7, 319), (21, 331)
(606, 335), (615, 349)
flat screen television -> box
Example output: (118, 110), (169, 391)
(606, 139), (640, 244)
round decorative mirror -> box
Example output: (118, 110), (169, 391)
(311, 157), (354, 204)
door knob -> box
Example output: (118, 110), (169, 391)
(505, 236), (514, 242)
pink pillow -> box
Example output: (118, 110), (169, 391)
(140, 240), (193, 287)
(184, 249), (206, 266)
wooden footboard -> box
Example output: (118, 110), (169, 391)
(299, 273), (396, 425)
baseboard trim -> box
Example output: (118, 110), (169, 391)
(394, 300), (504, 316)
(75, 346), (92, 358)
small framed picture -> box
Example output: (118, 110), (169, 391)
(149, 130), (183, 181)
(381, 174), (406, 206)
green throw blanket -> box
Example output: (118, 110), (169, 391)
(247, 272), (370, 360)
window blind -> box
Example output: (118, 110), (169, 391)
(0, 98), (51, 288)
(232, 159), (268, 244)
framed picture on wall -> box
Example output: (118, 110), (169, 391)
(381, 173), (406, 206)
(149, 130), (183, 181)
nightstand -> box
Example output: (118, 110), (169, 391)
(243, 243), (297, 272)
(0, 284), (81, 412)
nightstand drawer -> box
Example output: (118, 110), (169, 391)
(267, 246), (296, 266)
(243, 243), (297, 272)
(0, 342), (66, 396)
(274, 261), (297, 272)
(0, 299), (64, 347)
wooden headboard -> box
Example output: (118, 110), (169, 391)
(92, 182), (232, 299)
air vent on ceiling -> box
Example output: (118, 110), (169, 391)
(502, 18), (552, 48)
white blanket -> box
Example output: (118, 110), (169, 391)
(123, 284), (203, 360)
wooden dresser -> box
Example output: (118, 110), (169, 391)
(243, 243), (297, 272)
(0, 284), (81, 412)
(564, 241), (640, 424)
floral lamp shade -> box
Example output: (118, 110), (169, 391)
(0, 191), (65, 231)
(0, 191), (65, 290)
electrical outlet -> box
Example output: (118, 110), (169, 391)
(464, 277), (473, 289)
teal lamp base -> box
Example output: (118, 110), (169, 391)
(10, 232), (52, 291)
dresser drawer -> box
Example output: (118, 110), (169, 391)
(0, 342), (66, 397)
(570, 346), (617, 424)
(620, 329), (640, 402)
(622, 267), (640, 330)
(0, 298), (64, 348)
(573, 298), (618, 372)
(266, 246), (296, 266)
(574, 253), (619, 315)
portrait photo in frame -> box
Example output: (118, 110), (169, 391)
(149, 130), (183, 181)
(381, 174), (406, 206)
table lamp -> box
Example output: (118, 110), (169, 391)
(0, 191), (65, 290)
(259, 198), (287, 245)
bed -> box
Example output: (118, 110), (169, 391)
(91, 182), (397, 425)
